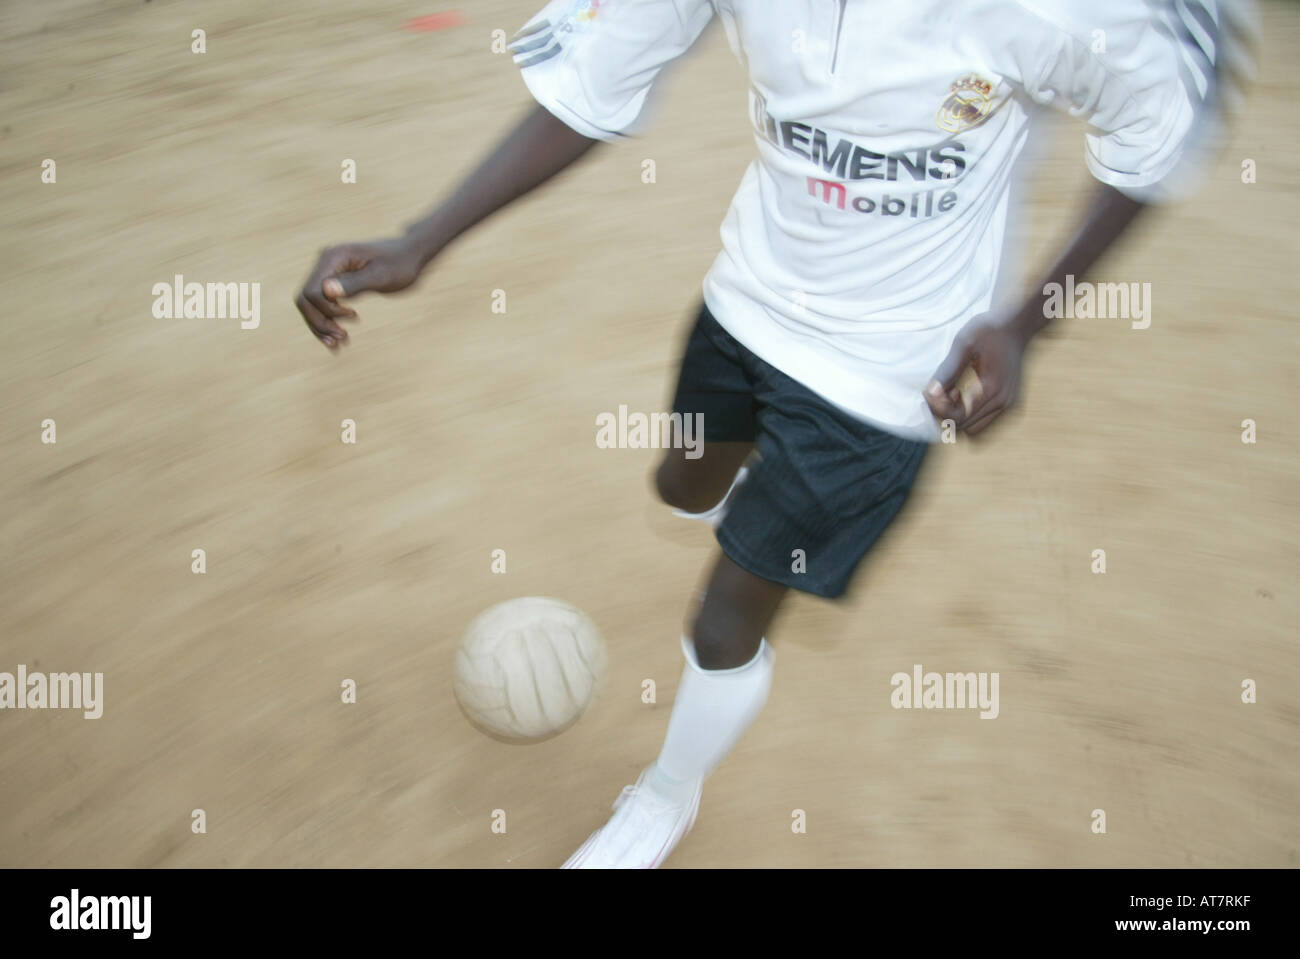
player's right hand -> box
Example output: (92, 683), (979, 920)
(295, 238), (423, 350)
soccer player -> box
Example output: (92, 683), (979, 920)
(295, 0), (1252, 867)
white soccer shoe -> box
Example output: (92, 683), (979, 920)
(671, 464), (751, 530)
(562, 766), (703, 869)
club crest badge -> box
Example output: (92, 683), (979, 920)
(937, 74), (995, 133)
(571, 0), (603, 26)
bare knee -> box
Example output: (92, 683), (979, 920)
(691, 606), (762, 669)
(654, 442), (753, 513)
(691, 582), (769, 665)
(655, 457), (723, 513)
(689, 556), (786, 669)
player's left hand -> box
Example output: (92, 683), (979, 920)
(925, 314), (1029, 436)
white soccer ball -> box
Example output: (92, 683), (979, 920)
(453, 597), (607, 742)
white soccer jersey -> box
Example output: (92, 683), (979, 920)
(510, 0), (1245, 440)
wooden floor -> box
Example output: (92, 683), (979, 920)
(0, 0), (1295, 867)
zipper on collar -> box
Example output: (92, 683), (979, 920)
(829, 0), (847, 75)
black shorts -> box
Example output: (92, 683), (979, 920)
(670, 301), (929, 599)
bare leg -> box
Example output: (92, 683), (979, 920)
(654, 441), (752, 514)
(688, 550), (787, 668)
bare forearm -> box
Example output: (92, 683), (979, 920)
(1010, 182), (1147, 341)
(403, 104), (601, 267)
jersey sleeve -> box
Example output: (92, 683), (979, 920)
(1014, 0), (1257, 203)
(509, 0), (716, 142)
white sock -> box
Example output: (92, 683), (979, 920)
(650, 635), (774, 797)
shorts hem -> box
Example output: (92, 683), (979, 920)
(715, 527), (849, 600)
